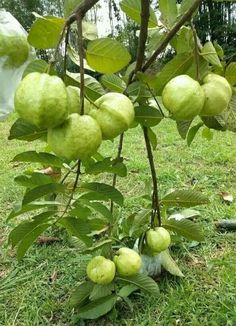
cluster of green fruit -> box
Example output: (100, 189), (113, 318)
(0, 34), (29, 67)
(162, 74), (232, 120)
(14, 72), (135, 161)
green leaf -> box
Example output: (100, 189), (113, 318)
(151, 53), (193, 95)
(163, 218), (204, 242)
(22, 183), (65, 205)
(69, 205), (92, 219)
(147, 28), (166, 53)
(16, 223), (51, 260)
(82, 21), (98, 40)
(185, 56), (209, 82)
(129, 209), (151, 238)
(202, 127), (214, 141)
(159, 0), (177, 28)
(81, 201), (113, 221)
(70, 281), (94, 307)
(67, 46), (95, 71)
(83, 239), (112, 254)
(77, 294), (117, 320)
(201, 116), (226, 131)
(201, 42), (222, 68)
(161, 189), (209, 207)
(22, 59), (48, 78)
(187, 122), (204, 146)
(173, 27), (194, 54)
(28, 14), (64, 49)
(220, 95), (236, 132)
(120, 0), (157, 28)
(86, 38), (131, 74)
(14, 173), (55, 188)
(8, 119), (47, 142)
(116, 274), (159, 295)
(59, 217), (92, 246)
(118, 284), (139, 298)
(100, 74), (126, 93)
(176, 120), (193, 139)
(12, 151), (64, 168)
(79, 182), (124, 206)
(147, 127), (158, 150)
(86, 157), (127, 177)
(225, 62), (236, 86)
(135, 106), (163, 127)
(179, 0), (196, 15)
(160, 250), (184, 277)
(89, 284), (114, 301)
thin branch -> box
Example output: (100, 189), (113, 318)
(77, 18), (85, 115)
(142, 0), (202, 72)
(190, 21), (200, 82)
(63, 25), (70, 79)
(146, 83), (165, 117)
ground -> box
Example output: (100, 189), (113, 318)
(0, 115), (236, 325)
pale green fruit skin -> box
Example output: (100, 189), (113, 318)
(0, 34), (29, 67)
(200, 74), (232, 116)
(146, 227), (171, 253)
(15, 72), (68, 129)
(67, 86), (91, 114)
(113, 247), (142, 276)
(47, 113), (102, 161)
(89, 93), (135, 139)
(162, 75), (205, 120)
(86, 256), (116, 285)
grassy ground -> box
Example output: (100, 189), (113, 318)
(0, 116), (236, 325)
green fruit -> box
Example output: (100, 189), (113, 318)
(113, 247), (141, 276)
(0, 34), (29, 67)
(67, 86), (91, 114)
(89, 93), (135, 139)
(200, 74), (232, 116)
(146, 227), (171, 253)
(86, 256), (116, 285)
(14, 72), (68, 129)
(162, 75), (205, 120)
(47, 113), (102, 161)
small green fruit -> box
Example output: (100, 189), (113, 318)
(14, 72), (68, 129)
(67, 86), (91, 114)
(0, 34), (29, 67)
(162, 75), (205, 120)
(86, 256), (116, 285)
(47, 113), (102, 161)
(113, 247), (141, 276)
(89, 93), (135, 139)
(146, 227), (171, 253)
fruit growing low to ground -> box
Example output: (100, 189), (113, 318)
(86, 256), (116, 284)
(0, 34), (29, 67)
(89, 92), (135, 139)
(146, 227), (171, 254)
(14, 72), (68, 129)
(48, 113), (102, 161)
(162, 75), (205, 120)
(113, 247), (142, 276)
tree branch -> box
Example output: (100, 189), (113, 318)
(67, 0), (100, 23)
(77, 18), (85, 115)
(142, 0), (202, 72)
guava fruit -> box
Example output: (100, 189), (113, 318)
(200, 74), (232, 116)
(67, 86), (91, 114)
(47, 113), (102, 161)
(86, 256), (116, 285)
(0, 34), (30, 67)
(113, 247), (142, 276)
(14, 72), (68, 129)
(146, 227), (171, 254)
(89, 93), (135, 139)
(162, 75), (205, 120)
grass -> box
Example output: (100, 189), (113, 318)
(1, 115), (236, 325)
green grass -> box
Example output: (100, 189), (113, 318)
(1, 116), (236, 325)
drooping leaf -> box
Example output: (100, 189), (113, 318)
(173, 27), (194, 54)
(120, 0), (157, 28)
(118, 284), (139, 298)
(22, 59), (48, 78)
(86, 38), (131, 74)
(187, 122), (204, 146)
(201, 116), (226, 131)
(159, 0), (177, 28)
(83, 239), (112, 254)
(202, 127), (214, 141)
(8, 119), (47, 141)
(135, 106), (163, 127)
(201, 42), (222, 68)
(116, 274), (159, 295)
(14, 173), (55, 188)
(69, 205), (92, 219)
(100, 74), (126, 93)
(22, 183), (65, 205)
(81, 201), (113, 221)
(160, 250), (184, 277)
(12, 151), (64, 167)
(225, 62), (236, 86)
(85, 157), (127, 177)
(161, 189), (209, 207)
(89, 283), (115, 301)
(70, 281), (94, 307)
(185, 56), (209, 82)
(176, 120), (193, 139)
(28, 14), (64, 49)
(128, 209), (151, 238)
(67, 46), (95, 71)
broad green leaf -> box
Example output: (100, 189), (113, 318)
(129, 209), (151, 238)
(201, 116), (226, 131)
(89, 284), (114, 301)
(77, 294), (117, 320)
(116, 274), (159, 295)
(169, 209), (201, 220)
(147, 28), (166, 54)
(16, 223), (51, 260)
(14, 173), (55, 188)
(135, 106), (163, 127)
(86, 38), (131, 74)
(185, 56), (209, 81)
(85, 157), (127, 177)
(120, 0), (157, 28)
(100, 74), (126, 93)
(220, 95), (236, 132)
(202, 127), (214, 141)
(187, 122), (204, 146)
(66, 72), (105, 101)
(67, 46), (95, 71)
(79, 182), (124, 206)
(176, 120), (193, 139)
(70, 281), (94, 307)
(161, 189), (209, 207)
(59, 217), (92, 246)
(82, 21), (98, 40)
(225, 62), (236, 86)
(12, 151), (64, 168)
(163, 218), (204, 242)
(81, 201), (113, 221)
(201, 42), (222, 68)
(8, 119), (47, 142)
(22, 59), (48, 78)
(28, 15), (64, 49)
(64, 0), (83, 17)
(173, 27), (194, 54)
(118, 284), (139, 298)
(159, 0), (177, 28)
(69, 205), (91, 219)
(160, 250), (184, 277)
(179, 0), (196, 15)
(83, 239), (112, 254)
(150, 53), (193, 95)
(147, 127), (158, 150)
(22, 183), (65, 205)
